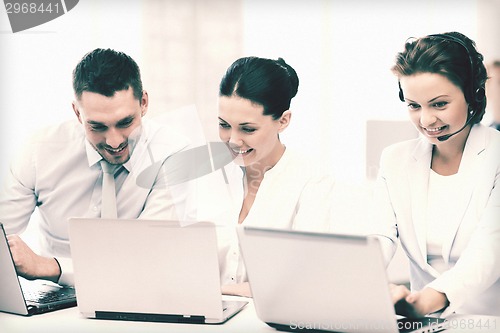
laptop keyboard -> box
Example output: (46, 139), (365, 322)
(24, 288), (75, 304)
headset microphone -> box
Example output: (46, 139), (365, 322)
(437, 110), (475, 142)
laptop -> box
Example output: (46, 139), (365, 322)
(68, 218), (247, 324)
(0, 223), (77, 316)
(237, 226), (448, 333)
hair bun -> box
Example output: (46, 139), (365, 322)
(276, 58), (299, 98)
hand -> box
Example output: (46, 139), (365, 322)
(390, 284), (423, 318)
(7, 234), (61, 283)
(390, 284), (449, 318)
(221, 282), (252, 298)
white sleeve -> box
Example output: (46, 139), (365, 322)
(0, 135), (38, 234)
(138, 174), (198, 222)
(369, 149), (400, 266)
(292, 173), (336, 233)
(137, 148), (198, 222)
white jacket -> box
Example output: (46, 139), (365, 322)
(372, 124), (500, 316)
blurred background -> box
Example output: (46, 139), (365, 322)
(1, 0), (499, 283)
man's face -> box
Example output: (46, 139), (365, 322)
(72, 87), (148, 165)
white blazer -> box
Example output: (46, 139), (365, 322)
(373, 124), (500, 316)
(196, 148), (336, 285)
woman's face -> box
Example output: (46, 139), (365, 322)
(399, 72), (470, 145)
(218, 95), (289, 168)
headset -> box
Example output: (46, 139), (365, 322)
(397, 33), (486, 141)
(398, 33), (485, 107)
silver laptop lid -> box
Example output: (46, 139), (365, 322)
(237, 226), (400, 333)
(0, 223), (29, 315)
(69, 219), (223, 320)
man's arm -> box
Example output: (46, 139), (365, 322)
(0, 136), (53, 280)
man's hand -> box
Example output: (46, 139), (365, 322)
(7, 234), (61, 283)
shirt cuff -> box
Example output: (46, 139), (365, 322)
(55, 257), (74, 287)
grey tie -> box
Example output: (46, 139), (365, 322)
(100, 160), (118, 219)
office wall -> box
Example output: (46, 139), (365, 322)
(241, 0), (486, 183)
(2, 0), (499, 184)
(139, 0), (243, 136)
(477, 0), (500, 125)
(0, 0), (144, 181)
(0, 0), (244, 180)
(477, 0), (500, 63)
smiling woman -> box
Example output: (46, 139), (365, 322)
(218, 96), (289, 170)
(211, 56), (336, 297)
(218, 56), (304, 224)
(372, 31), (500, 317)
(400, 72), (471, 175)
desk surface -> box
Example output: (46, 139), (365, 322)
(1, 298), (499, 333)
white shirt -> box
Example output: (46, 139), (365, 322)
(426, 170), (463, 274)
(197, 147), (336, 285)
(0, 119), (197, 286)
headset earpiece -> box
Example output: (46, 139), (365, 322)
(428, 34), (485, 107)
(474, 87), (485, 103)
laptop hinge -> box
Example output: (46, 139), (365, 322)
(95, 311), (206, 324)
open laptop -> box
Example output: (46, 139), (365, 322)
(68, 218), (247, 324)
(0, 223), (76, 316)
(237, 226), (448, 333)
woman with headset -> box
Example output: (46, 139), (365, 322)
(373, 32), (500, 317)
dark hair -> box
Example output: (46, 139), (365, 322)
(72, 48), (143, 102)
(219, 56), (299, 120)
(392, 31), (487, 124)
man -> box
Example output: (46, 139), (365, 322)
(0, 48), (196, 286)
(487, 60), (500, 130)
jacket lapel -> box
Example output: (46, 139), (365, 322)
(407, 139), (432, 264)
(441, 125), (486, 263)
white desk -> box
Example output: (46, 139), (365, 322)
(1, 298), (272, 333)
(1, 299), (499, 333)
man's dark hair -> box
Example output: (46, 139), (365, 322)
(72, 48), (143, 101)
